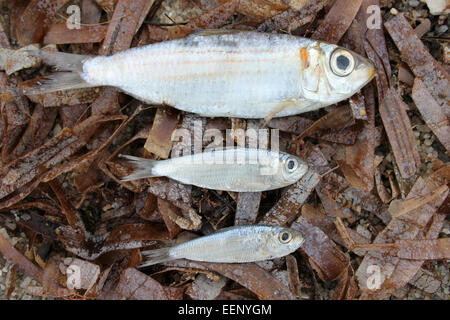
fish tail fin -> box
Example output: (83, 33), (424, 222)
(139, 247), (174, 268)
(119, 154), (161, 181)
(21, 50), (95, 94)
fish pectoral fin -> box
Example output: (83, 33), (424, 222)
(263, 99), (299, 125)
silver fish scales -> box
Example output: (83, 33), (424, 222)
(25, 31), (376, 119)
(139, 225), (305, 267)
(120, 147), (308, 192)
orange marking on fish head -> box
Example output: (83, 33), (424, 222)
(299, 47), (309, 69)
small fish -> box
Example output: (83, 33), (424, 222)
(139, 225), (305, 267)
(120, 147), (308, 192)
(24, 31), (376, 119)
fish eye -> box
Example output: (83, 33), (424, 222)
(278, 231), (292, 244)
(286, 158), (298, 173)
(330, 49), (355, 77)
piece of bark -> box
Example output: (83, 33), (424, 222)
(411, 78), (450, 151)
(379, 88), (421, 179)
(144, 108), (179, 159)
(235, 192), (261, 226)
(385, 13), (450, 114)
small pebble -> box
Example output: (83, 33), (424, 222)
(390, 8), (399, 15)
(436, 25), (448, 34)
(408, 0), (420, 7)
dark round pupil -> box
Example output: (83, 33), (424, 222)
(287, 160), (295, 170)
(336, 55), (350, 70)
(281, 232), (289, 241)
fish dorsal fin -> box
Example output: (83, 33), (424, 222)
(190, 29), (251, 37)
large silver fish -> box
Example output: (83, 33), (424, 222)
(139, 225), (305, 267)
(25, 31), (376, 119)
(120, 147), (308, 192)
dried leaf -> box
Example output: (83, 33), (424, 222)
(412, 78), (450, 151)
(235, 192), (261, 226)
(291, 216), (349, 281)
(257, 0), (328, 32)
(356, 166), (449, 299)
(268, 116), (313, 135)
(355, 238), (450, 260)
(311, 0), (363, 44)
(44, 24), (107, 44)
(261, 169), (321, 226)
(10, 104), (57, 160)
(379, 88), (421, 179)
(186, 273), (227, 300)
(21, 81), (99, 107)
(357, 0), (391, 100)
(385, 13), (450, 113)
(388, 185), (448, 218)
(286, 254), (301, 298)
(0, 46), (41, 75)
(100, 0), (153, 55)
(16, 0), (70, 45)
(115, 268), (184, 299)
(157, 198), (182, 238)
(299, 105), (355, 140)
(191, 0), (239, 29)
(221, 0), (288, 21)
(198, 261), (296, 300)
(0, 229), (43, 283)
